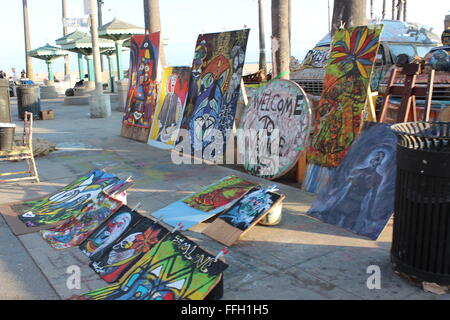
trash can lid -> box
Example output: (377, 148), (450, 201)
(391, 122), (450, 152)
(0, 123), (16, 128)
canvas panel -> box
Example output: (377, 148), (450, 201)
(308, 25), (383, 168)
(14, 169), (131, 227)
(69, 232), (228, 300)
(40, 194), (123, 250)
(150, 176), (256, 229)
(180, 29), (250, 153)
(239, 79), (312, 179)
(79, 205), (144, 260)
(307, 123), (397, 240)
(121, 32), (160, 142)
(148, 66), (191, 149)
(90, 217), (169, 283)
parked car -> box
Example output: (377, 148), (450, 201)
(291, 19), (442, 97)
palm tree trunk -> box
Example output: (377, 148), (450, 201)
(382, 0), (386, 19)
(396, 0), (403, 21)
(403, 0), (407, 21)
(143, 0), (166, 68)
(331, 0), (367, 36)
(22, 0), (33, 81)
(271, 0), (290, 79)
(392, 0), (395, 19)
(62, 0), (70, 76)
(258, 0), (267, 76)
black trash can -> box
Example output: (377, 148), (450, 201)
(17, 85), (40, 120)
(390, 122), (450, 285)
(0, 123), (16, 151)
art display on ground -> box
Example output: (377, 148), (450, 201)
(14, 169), (131, 227)
(308, 25), (383, 168)
(41, 194), (123, 250)
(179, 29), (250, 155)
(148, 66), (191, 149)
(239, 79), (312, 179)
(203, 186), (284, 246)
(151, 175), (256, 229)
(90, 217), (169, 283)
(69, 231), (228, 300)
(307, 123), (397, 240)
(79, 205), (143, 260)
(121, 32), (160, 143)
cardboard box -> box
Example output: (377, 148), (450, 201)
(40, 109), (54, 120)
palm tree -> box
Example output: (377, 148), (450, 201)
(331, 0), (367, 36)
(22, 0), (33, 80)
(143, 0), (166, 67)
(62, 0), (70, 76)
(271, 0), (290, 79)
(258, 0), (267, 76)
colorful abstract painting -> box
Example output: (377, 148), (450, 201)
(148, 66), (191, 149)
(308, 25), (383, 168)
(218, 186), (281, 231)
(239, 79), (312, 179)
(307, 123), (397, 240)
(179, 29), (250, 153)
(69, 232), (228, 300)
(79, 206), (143, 261)
(15, 169), (131, 227)
(151, 176), (256, 229)
(121, 32), (160, 142)
(183, 176), (255, 212)
(90, 217), (168, 283)
(40, 195), (122, 250)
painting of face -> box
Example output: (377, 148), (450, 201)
(16, 169), (131, 227)
(80, 206), (143, 260)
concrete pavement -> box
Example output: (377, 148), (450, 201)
(0, 97), (448, 300)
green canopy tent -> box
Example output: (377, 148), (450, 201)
(98, 18), (144, 80)
(58, 32), (115, 83)
(55, 30), (87, 80)
(28, 43), (69, 82)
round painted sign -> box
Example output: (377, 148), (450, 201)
(239, 79), (311, 179)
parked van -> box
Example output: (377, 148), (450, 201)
(290, 20), (441, 97)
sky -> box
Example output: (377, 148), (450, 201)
(0, 0), (448, 76)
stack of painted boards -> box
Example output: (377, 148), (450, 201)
(0, 169), (285, 300)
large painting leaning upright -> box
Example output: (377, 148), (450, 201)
(121, 32), (160, 143)
(308, 25), (383, 168)
(179, 29), (250, 156)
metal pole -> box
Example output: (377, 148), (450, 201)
(22, 0), (33, 81)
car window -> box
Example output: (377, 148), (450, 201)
(387, 44), (416, 61)
(416, 46), (433, 57)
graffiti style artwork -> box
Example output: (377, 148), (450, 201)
(90, 217), (168, 283)
(121, 32), (160, 142)
(239, 79), (312, 179)
(308, 25), (383, 168)
(40, 195), (122, 250)
(79, 206), (143, 260)
(151, 176), (256, 230)
(15, 169), (131, 227)
(180, 29), (250, 152)
(148, 67), (191, 150)
(203, 186), (284, 246)
(308, 123), (397, 240)
(219, 186), (281, 231)
(70, 232), (228, 300)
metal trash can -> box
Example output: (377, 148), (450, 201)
(0, 123), (16, 151)
(17, 85), (40, 120)
(390, 122), (450, 285)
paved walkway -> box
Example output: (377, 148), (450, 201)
(0, 98), (447, 300)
